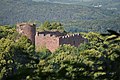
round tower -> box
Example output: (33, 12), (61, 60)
(16, 23), (36, 44)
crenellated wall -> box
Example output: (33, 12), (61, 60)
(35, 32), (60, 52)
(35, 32), (87, 52)
(16, 22), (87, 52)
(59, 33), (87, 47)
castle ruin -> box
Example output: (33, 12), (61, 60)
(16, 23), (36, 44)
(17, 23), (87, 52)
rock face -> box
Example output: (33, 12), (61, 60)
(16, 23), (87, 52)
(16, 23), (36, 44)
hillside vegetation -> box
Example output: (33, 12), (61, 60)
(0, 25), (120, 80)
(0, 0), (120, 79)
(0, 0), (120, 32)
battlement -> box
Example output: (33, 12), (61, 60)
(35, 31), (66, 37)
(58, 33), (87, 48)
(35, 31), (87, 52)
(60, 33), (82, 39)
(36, 31), (82, 38)
(36, 32), (57, 37)
(16, 22), (87, 52)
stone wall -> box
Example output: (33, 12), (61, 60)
(35, 32), (60, 52)
(35, 32), (87, 52)
(16, 23), (87, 52)
(16, 23), (36, 44)
(59, 33), (87, 47)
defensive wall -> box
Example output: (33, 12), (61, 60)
(35, 31), (87, 52)
(16, 23), (87, 52)
(35, 31), (60, 52)
(59, 33), (87, 47)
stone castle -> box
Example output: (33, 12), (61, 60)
(16, 23), (87, 52)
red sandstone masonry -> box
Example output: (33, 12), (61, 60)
(35, 32), (60, 52)
(17, 23), (87, 52)
(16, 23), (36, 44)
(35, 32), (87, 52)
(59, 33), (87, 47)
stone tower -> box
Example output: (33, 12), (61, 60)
(16, 23), (36, 44)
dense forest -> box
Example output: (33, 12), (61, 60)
(0, 23), (120, 80)
(0, 0), (120, 32)
(0, 0), (120, 79)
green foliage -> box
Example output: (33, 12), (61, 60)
(37, 21), (66, 32)
(33, 31), (120, 80)
(0, 0), (120, 32)
(0, 25), (120, 80)
(0, 26), (36, 80)
(78, 32), (120, 80)
(66, 18), (120, 32)
(0, 26), (16, 39)
(55, 44), (78, 54)
(36, 47), (51, 59)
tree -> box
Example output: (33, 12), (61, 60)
(37, 21), (66, 33)
(0, 26), (37, 80)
